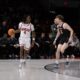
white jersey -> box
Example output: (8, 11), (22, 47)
(19, 22), (34, 38)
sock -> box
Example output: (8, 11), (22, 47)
(20, 59), (25, 63)
(55, 60), (59, 64)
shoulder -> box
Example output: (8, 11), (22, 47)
(30, 23), (34, 27)
(63, 22), (70, 29)
(19, 22), (24, 26)
(63, 23), (69, 26)
(30, 23), (34, 26)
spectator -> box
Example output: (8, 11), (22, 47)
(0, 34), (8, 58)
(0, 20), (9, 37)
(8, 32), (19, 59)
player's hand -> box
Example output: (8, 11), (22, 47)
(53, 40), (56, 45)
(68, 37), (73, 43)
(53, 40), (57, 48)
(14, 44), (19, 48)
(14, 44), (18, 48)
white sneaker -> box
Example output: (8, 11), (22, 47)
(19, 63), (22, 68)
(53, 60), (59, 68)
(20, 59), (24, 63)
(55, 60), (59, 64)
(23, 59), (26, 64)
(19, 59), (24, 68)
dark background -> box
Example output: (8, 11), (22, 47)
(0, 0), (80, 31)
(0, 0), (80, 59)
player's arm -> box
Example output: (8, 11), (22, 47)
(31, 24), (36, 47)
(15, 22), (23, 33)
(53, 27), (60, 45)
(32, 31), (36, 41)
(15, 29), (20, 33)
(31, 31), (36, 47)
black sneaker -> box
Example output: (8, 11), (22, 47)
(27, 55), (31, 59)
(53, 63), (59, 69)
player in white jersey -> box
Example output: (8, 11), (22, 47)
(18, 15), (35, 67)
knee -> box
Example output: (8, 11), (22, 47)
(56, 45), (62, 53)
(60, 47), (65, 54)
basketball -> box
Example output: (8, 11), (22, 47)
(8, 28), (15, 36)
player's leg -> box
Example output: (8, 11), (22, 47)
(60, 43), (68, 55)
(19, 38), (25, 68)
(19, 46), (24, 68)
(55, 44), (62, 64)
(24, 38), (31, 59)
(24, 49), (30, 59)
(60, 43), (70, 64)
(56, 44), (62, 60)
(20, 46), (24, 59)
(19, 38), (24, 60)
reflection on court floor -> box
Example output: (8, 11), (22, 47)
(44, 60), (80, 78)
(0, 60), (80, 80)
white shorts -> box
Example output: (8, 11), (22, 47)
(19, 37), (31, 50)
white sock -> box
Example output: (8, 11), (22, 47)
(20, 59), (25, 63)
(23, 59), (26, 62)
(55, 60), (59, 64)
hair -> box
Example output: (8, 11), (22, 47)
(55, 15), (64, 21)
(22, 14), (31, 22)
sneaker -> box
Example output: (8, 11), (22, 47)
(23, 60), (26, 65)
(54, 60), (59, 68)
(65, 61), (70, 65)
(53, 63), (59, 69)
(27, 55), (31, 59)
(20, 59), (24, 63)
(19, 63), (22, 68)
(19, 59), (24, 68)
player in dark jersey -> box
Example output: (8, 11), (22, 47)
(53, 15), (74, 64)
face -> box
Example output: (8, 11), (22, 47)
(54, 18), (60, 25)
(26, 16), (31, 23)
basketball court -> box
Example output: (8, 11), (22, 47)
(0, 59), (80, 80)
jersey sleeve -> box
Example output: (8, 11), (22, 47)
(31, 24), (34, 31)
(18, 22), (23, 29)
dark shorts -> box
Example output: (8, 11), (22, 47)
(56, 35), (69, 46)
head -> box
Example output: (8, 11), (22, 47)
(23, 15), (31, 23)
(54, 15), (64, 25)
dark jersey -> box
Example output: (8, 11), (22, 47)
(56, 23), (70, 45)
(58, 23), (70, 37)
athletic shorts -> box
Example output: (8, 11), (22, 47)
(56, 35), (69, 46)
(19, 37), (31, 50)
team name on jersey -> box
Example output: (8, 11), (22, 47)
(20, 28), (31, 32)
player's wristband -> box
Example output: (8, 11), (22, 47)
(54, 38), (57, 42)
(32, 38), (35, 41)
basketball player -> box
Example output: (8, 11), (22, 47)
(18, 15), (35, 67)
(53, 15), (74, 64)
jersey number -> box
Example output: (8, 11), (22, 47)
(24, 30), (26, 34)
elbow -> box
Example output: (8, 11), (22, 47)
(71, 30), (74, 35)
(70, 29), (74, 36)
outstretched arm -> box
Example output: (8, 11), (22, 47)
(15, 29), (20, 33)
(31, 31), (36, 47)
(53, 28), (60, 45)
